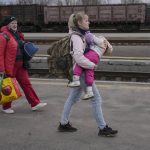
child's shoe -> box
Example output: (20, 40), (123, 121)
(68, 75), (80, 87)
(82, 91), (94, 100)
(68, 81), (80, 87)
(82, 86), (94, 100)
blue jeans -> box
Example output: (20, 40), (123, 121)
(60, 75), (106, 129)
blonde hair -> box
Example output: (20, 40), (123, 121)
(68, 11), (87, 29)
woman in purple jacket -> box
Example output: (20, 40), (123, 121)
(58, 12), (118, 137)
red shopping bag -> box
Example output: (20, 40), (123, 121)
(0, 76), (22, 105)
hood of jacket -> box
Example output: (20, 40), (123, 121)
(0, 26), (9, 32)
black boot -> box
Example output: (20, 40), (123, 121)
(98, 125), (118, 137)
(58, 122), (77, 132)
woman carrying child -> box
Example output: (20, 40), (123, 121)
(58, 12), (118, 137)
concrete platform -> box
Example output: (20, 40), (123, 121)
(0, 79), (150, 150)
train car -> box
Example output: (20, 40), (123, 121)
(145, 4), (150, 24)
(44, 3), (146, 32)
(110, 4), (146, 31)
(0, 3), (149, 32)
(0, 4), (44, 31)
(0, 5), (12, 20)
(44, 6), (73, 31)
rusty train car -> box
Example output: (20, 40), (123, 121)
(0, 3), (150, 32)
(44, 3), (148, 32)
(0, 4), (44, 31)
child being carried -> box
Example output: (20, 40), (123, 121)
(68, 32), (113, 100)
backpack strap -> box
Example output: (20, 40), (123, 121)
(0, 73), (5, 92)
(70, 32), (84, 41)
(0, 33), (10, 42)
(3, 33), (10, 41)
(69, 32), (84, 53)
(0, 33), (10, 65)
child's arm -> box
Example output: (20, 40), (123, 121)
(85, 31), (94, 45)
(105, 39), (113, 55)
(93, 35), (113, 55)
(85, 31), (113, 52)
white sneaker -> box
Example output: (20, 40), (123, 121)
(2, 108), (15, 114)
(82, 91), (94, 100)
(68, 81), (80, 87)
(32, 102), (47, 111)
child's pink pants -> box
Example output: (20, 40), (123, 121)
(73, 50), (99, 86)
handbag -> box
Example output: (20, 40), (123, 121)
(23, 42), (39, 61)
(0, 74), (22, 105)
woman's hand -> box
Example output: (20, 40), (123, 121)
(94, 64), (98, 70)
(18, 40), (25, 48)
(0, 71), (5, 75)
(103, 39), (108, 50)
(104, 39), (113, 55)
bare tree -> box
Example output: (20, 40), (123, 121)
(79, 0), (102, 5)
(16, 0), (53, 5)
(0, 0), (5, 5)
(37, 0), (52, 5)
(0, 0), (16, 5)
(62, 0), (79, 5)
(80, 0), (89, 5)
(121, 0), (141, 3)
(56, 0), (63, 5)
(65, 0), (71, 5)
(16, 0), (34, 4)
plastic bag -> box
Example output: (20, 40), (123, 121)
(0, 76), (22, 105)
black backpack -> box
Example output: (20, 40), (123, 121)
(47, 32), (83, 81)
